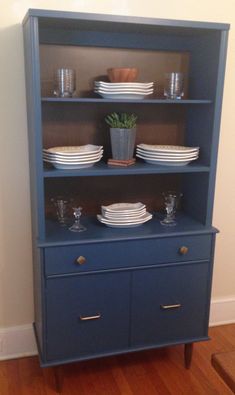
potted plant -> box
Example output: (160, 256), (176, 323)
(105, 112), (137, 160)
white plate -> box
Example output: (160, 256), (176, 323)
(95, 82), (154, 88)
(136, 153), (198, 161)
(97, 212), (152, 227)
(136, 148), (199, 158)
(95, 88), (153, 94)
(44, 144), (103, 156)
(95, 88), (154, 93)
(137, 156), (198, 166)
(96, 92), (153, 100)
(43, 152), (103, 162)
(102, 202), (146, 213)
(98, 212), (151, 224)
(44, 157), (102, 169)
(43, 154), (103, 164)
(49, 158), (102, 170)
(102, 208), (146, 219)
(137, 144), (199, 153)
(43, 149), (103, 159)
(136, 152), (198, 161)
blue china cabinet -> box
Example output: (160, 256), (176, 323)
(22, 8), (229, 389)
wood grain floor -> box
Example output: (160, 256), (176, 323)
(0, 324), (234, 395)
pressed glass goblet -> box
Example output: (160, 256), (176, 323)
(69, 207), (87, 232)
(51, 197), (70, 226)
(160, 191), (182, 226)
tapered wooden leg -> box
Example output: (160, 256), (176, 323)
(184, 343), (194, 369)
(54, 365), (64, 393)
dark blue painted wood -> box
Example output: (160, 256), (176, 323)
(43, 162), (210, 178)
(40, 214), (218, 247)
(185, 30), (229, 225)
(205, 30), (229, 225)
(46, 272), (130, 361)
(23, 17), (45, 239)
(131, 261), (210, 346)
(42, 98), (213, 104)
(22, 9), (228, 368)
(203, 233), (217, 333)
(39, 28), (191, 51)
(37, 335), (210, 367)
(44, 234), (212, 276)
(23, 9), (229, 31)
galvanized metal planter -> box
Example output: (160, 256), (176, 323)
(110, 128), (136, 160)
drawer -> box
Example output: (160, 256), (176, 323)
(46, 272), (130, 361)
(131, 261), (210, 347)
(44, 234), (212, 276)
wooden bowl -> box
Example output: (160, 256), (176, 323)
(107, 68), (138, 82)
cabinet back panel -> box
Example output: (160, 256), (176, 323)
(42, 103), (186, 157)
(44, 174), (180, 217)
(40, 45), (189, 98)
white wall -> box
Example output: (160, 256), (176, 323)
(0, 0), (234, 357)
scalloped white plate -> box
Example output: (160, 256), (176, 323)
(137, 144), (199, 153)
(44, 144), (103, 156)
(95, 81), (154, 88)
(102, 202), (146, 213)
(97, 212), (152, 227)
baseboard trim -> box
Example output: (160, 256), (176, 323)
(0, 324), (37, 361)
(209, 296), (235, 327)
(0, 297), (234, 360)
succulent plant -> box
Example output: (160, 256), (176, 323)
(105, 112), (137, 129)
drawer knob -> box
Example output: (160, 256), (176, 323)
(179, 246), (189, 255)
(76, 256), (86, 265)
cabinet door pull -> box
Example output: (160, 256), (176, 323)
(179, 246), (189, 255)
(76, 256), (86, 265)
(160, 303), (181, 310)
(79, 313), (101, 321)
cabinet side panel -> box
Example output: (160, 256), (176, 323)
(186, 31), (229, 225)
(23, 17), (45, 239)
(33, 248), (46, 358)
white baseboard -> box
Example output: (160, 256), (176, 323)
(0, 324), (37, 361)
(0, 297), (234, 361)
(209, 296), (235, 327)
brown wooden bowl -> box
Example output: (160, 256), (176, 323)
(107, 68), (138, 82)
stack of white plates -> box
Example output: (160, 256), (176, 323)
(43, 144), (103, 169)
(136, 144), (200, 166)
(97, 202), (152, 228)
(94, 81), (154, 100)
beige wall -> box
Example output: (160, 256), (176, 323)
(0, 0), (234, 327)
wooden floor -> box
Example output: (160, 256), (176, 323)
(0, 324), (234, 395)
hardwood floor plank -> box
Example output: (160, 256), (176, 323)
(118, 353), (162, 395)
(0, 361), (10, 395)
(0, 324), (234, 394)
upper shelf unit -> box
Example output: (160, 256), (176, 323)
(26, 9), (229, 101)
(23, 10), (229, 240)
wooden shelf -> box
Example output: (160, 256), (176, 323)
(42, 97), (213, 105)
(43, 161), (210, 178)
(38, 213), (217, 247)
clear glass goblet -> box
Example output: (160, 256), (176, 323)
(51, 197), (70, 226)
(160, 191), (182, 226)
(69, 207), (87, 232)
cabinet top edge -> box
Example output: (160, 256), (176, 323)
(22, 9), (230, 31)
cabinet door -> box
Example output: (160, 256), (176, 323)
(131, 262), (210, 347)
(46, 272), (130, 361)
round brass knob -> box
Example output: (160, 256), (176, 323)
(179, 246), (189, 255)
(76, 255), (86, 265)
